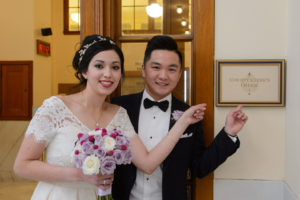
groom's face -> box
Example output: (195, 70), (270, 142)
(142, 50), (182, 101)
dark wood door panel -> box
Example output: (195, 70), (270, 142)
(0, 61), (33, 120)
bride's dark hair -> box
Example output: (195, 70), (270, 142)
(72, 34), (124, 87)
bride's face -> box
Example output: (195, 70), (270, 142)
(82, 50), (122, 96)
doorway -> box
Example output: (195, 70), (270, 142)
(80, 0), (215, 199)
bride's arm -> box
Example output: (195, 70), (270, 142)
(14, 135), (80, 182)
(129, 104), (206, 174)
(14, 97), (113, 189)
(13, 135), (113, 189)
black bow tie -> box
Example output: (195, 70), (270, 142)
(143, 98), (169, 112)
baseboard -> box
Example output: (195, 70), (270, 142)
(214, 179), (298, 200)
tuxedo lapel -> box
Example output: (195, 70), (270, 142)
(163, 96), (186, 171)
(129, 92), (143, 134)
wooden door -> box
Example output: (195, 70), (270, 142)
(0, 61), (33, 120)
(81, 0), (214, 199)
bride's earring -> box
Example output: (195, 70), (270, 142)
(82, 73), (87, 80)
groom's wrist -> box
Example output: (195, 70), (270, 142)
(224, 127), (237, 143)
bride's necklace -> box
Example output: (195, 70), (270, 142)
(80, 91), (104, 129)
(94, 112), (101, 128)
(95, 121), (100, 128)
(89, 107), (103, 129)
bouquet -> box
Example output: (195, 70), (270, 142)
(72, 128), (133, 200)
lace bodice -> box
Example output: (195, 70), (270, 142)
(25, 96), (136, 168)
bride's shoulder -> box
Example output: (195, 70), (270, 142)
(40, 95), (64, 108)
(56, 93), (80, 107)
(56, 93), (76, 102)
(105, 103), (129, 117)
(105, 102), (121, 112)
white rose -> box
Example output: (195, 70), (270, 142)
(103, 135), (116, 151)
(82, 155), (101, 175)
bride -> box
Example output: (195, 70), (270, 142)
(14, 34), (205, 200)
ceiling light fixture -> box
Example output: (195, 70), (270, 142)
(176, 6), (183, 14)
(181, 20), (187, 27)
(146, 3), (163, 18)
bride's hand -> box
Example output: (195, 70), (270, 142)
(81, 172), (114, 189)
(178, 104), (207, 125)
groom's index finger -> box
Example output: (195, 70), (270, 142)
(231, 104), (243, 116)
(235, 104), (243, 111)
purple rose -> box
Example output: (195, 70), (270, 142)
(100, 157), (116, 175)
(75, 153), (87, 168)
(82, 142), (93, 154)
(94, 134), (103, 145)
(115, 135), (130, 146)
(123, 150), (133, 164)
(113, 149), (124, 165)
(95, 147), (106, 158)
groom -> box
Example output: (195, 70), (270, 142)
(111, 35), (248, 200)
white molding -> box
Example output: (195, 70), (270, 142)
(214, 179), (298, 200)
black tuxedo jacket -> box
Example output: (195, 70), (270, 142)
(111, 92), (240, 200)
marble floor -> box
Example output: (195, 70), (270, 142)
(0, 181), (37, 200)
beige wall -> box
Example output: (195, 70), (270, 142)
(214, 0), (300, 198)
(34, 0), (52, 106)
(214, 0), (287, 180)
(286, 0), (300, 198)
(0, 1), (34, 60)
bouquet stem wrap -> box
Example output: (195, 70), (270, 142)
(98, 187), (113, 200)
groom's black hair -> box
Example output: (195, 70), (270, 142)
(143, 35), (183, 68)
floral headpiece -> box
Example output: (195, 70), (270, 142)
(78, 36), (116, 64)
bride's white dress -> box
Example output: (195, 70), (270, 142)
(25, 96), (136, 200)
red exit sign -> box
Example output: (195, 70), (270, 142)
(37, 40), (51, 56)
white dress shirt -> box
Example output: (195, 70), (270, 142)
(130, 90), (171, 200)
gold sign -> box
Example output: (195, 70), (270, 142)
(216, 60), (285, 107)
